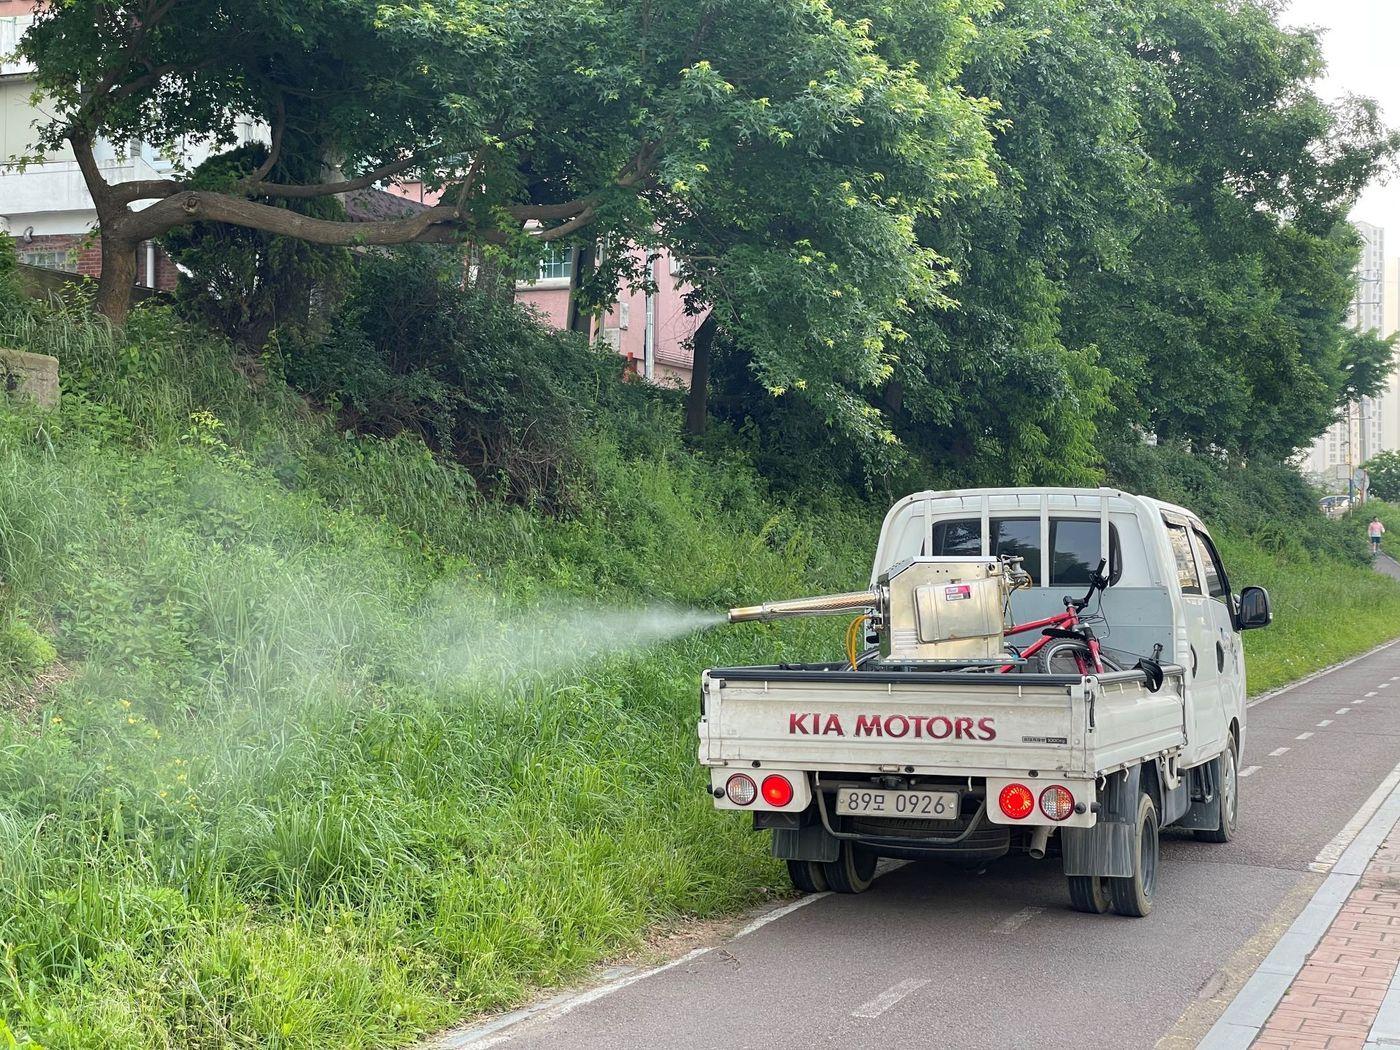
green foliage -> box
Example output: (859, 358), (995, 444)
(283, 249), (667, 503)
(0, 237), (24, 311)
(161, 144), (353, 349)
(1364, 452), (1400, 503)
(0, 619), (56, 678)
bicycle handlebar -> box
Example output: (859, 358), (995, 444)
(1064, 558), (1110, 610)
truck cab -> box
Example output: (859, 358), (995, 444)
(699, 488), (1272, 916)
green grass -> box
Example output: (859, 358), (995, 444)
(0, 301), (1398, 1048)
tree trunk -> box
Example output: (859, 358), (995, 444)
(95, 234), (140, 322)
(566, 242), (597, 335)
(685, 311), (717, 435)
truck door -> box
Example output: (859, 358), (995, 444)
(1192, 526), (1243, 734)
(1164, 519), (1224, 755)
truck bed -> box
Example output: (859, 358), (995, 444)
(699, 664), (1187, 779)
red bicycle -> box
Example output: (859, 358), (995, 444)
(1000, 559), (1123, 675)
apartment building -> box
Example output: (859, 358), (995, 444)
(1303, 220), (1397, 489)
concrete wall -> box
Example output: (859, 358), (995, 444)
(0, 347), (58, 407)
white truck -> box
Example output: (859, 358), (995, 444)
(699, 488), (1273, 916)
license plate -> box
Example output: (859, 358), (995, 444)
(835, 788), (959, 820)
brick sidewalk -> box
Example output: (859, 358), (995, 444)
(1253, 828), (1400, 1049)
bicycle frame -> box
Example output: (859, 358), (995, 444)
(1000, 605), (1104, 674)
(999, 559), (1110, 675)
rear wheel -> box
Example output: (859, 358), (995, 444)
(1066, 874), (1112, 914)
(1037, 640), (1124, 675)
(822, 840), (877, 894)
(1108, 792), (1159, 917)
(786, 858), (829, 894)
(1195, 735), (1239, 844)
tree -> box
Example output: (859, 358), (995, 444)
(1364, 451), (1400, 504)
(19, 0), (995, 436)
(1063, 0), (1399, 459)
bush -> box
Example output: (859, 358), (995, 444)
(0, 618), (57, 677)
(282, 248), (667, 505)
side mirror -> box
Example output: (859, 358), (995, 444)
(1236, 586), (1272, 630)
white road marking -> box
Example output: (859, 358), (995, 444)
(851, 978), (931, 1019)
(1311, 760), (1400, 873)
(1337, 708), (1352, 715)
(1358, 698), (1368, 704)
(1296, 732), (1314, 740)
(1268, 747), (1291, 757)
(995, 907), (1044, 934)
(1381, 682), (1392, 689)
(1318, 720), (1334, 727)
(1239, 765), (1262, 778)
(1367, 691), (1379, 697)
(732, 891), (830, 939)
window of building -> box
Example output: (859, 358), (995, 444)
(19, 249), (77, 273)
(536, 245), (573, 282)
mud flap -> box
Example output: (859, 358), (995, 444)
(1061, 764), (1141, 878)
(1177, 754), (1224, 831)
(771, 822), (840, 863)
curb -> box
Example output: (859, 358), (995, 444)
(1199, 772), (1400, 1049)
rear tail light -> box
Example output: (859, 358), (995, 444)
(1039, 785), (1075, 821)
(726, 774), (757, 806)
(998, 783), (1035, 820)
(761, 774), (794, 807)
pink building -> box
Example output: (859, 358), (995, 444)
(515, 246), (699, 388)
(391, 184), (700, 387)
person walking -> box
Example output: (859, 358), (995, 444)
(1369, 515), (1386, 556)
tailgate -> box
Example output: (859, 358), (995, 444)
(700, 668), (1185, 778)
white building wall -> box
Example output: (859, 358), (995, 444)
(1304, 221), (1391, 490)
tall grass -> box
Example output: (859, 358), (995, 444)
(0, 301), (1397, 1048)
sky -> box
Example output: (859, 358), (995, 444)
(1282, 0), (1400, 245)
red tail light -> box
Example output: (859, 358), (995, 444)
(761, 774), (794, 807)
(725, 774), (757, 806)
(999, 783), (1035, 820)
(1039, 785), (1075, 821)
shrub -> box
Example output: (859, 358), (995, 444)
(281, 247), (664, 504)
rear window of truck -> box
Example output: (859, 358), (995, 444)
(929, 517), (1121, 587)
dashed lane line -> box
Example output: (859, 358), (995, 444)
(1338, 708), (1353, 715)
(1240, 765), (1262, 778)
(1319, 720), (1334, 727)
(1268, 747), (1291, 757)
(1367, 691), (1379, 697)
(851, 978), (932, 1020)
(1296, 732), (1314, 740)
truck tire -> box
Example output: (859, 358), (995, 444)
(1195, 734), (1238, 844)
(823, 841), (877, 894)
(786, 859), (829, 894)
(1066, 875), (1112, 914)
(1109, 792), (1159, 917)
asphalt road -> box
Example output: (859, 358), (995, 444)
(454, 641), (1400, 1050)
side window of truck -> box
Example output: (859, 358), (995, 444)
(1165, 523), (1203, 596)
(1191, 528), (1230, 601)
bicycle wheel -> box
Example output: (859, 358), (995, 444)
(1036, 640), (1124, 675)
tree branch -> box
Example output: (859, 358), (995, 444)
(239, 94), (287, 189)
(245, 152), (424, 198)
(124, 191), (479, 246)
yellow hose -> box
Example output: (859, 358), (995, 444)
(845, 613), (872, 669)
